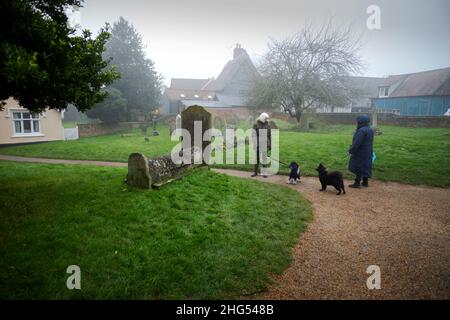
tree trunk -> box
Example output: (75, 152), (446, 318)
(286, 107), (302, 123)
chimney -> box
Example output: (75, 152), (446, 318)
(233, 43), (245, 59)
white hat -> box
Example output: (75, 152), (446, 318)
(257, 112), (269, 123)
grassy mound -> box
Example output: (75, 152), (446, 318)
(0, 161), (312, 299)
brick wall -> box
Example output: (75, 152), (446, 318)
(206, 107), (251, 123)
(78, 113), (450, 138)
(314, 113), (450, 128)
(78, 122), (145, 137)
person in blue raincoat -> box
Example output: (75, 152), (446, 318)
(348, 115), (374, 188)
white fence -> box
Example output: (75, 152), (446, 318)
(64, 127), (79, 140)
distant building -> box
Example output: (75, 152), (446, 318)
(371, 67), (450, 116)
(0, 98), (64, 145)
(161, 44), (260, 115)
(316, 76), (385, 113)
(162, 47), (450, 117)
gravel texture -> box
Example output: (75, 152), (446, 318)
(214, 169), (450, 299)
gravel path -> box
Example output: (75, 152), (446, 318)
(1, 154), (448, 299)
(214, 169), (450, 299)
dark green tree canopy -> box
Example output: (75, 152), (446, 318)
(88, 17), (162, 122)
(0, 0), (119, 113)
(85, 87), (127, 123)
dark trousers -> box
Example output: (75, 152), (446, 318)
(254, 147), (268, 174)
(355, 175), (369, 184)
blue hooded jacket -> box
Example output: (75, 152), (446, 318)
(348, 115), (374, 178)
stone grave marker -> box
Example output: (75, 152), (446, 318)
(181, 105), (211, 164)
(126, 105), (211, 189)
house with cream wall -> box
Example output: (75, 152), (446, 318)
(0, 98), (64, 145)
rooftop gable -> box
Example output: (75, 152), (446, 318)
(202, 45), (260, 92)
(381, 67), (450, 97)
(170, 78), (211, 90)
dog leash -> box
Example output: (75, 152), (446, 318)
(268, 157), (290, 167)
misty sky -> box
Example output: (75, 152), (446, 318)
(79, 0), (450, 86)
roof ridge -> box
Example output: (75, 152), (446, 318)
(200, 78), (215, 90)
(171, 77), (210, 81)
(387, 66), (450, 78)
(388, 74), (409, 97)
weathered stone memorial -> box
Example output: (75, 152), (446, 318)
(181, 105), (212, 161)
(175, 114), (182, 131)
(127, 105), (211, 189)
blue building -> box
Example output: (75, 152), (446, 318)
(371, 67), (450, 116)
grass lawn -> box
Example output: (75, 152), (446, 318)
(217, 125), (450, 187)
(62, 121), (78, 128)
(0, 161), (312, 299)
(0, 124), (449, 187)
(0, 125), (177, 162)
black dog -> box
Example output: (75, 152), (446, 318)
(315, 163), (346, 195)
(287, 162), (301, 184)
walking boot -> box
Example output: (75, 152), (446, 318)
(262, 167), (268, 178)
(348, 178), (361, 188)
(251, 165), (258, 177)
(362, 177), (369, 187)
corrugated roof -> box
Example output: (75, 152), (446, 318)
(343, 76), (385, 98)
(170, 78), (211, 90)
(381, 67), (450, 97)
(216, 94), (247, 107)
(164, 88), (216, 101)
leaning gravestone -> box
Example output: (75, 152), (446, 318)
(126, 105), (211, 189)
(127, 153), (151, 189)
(126, 149), (202, 189)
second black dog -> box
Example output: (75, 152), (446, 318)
(315, 163), (346, 195)
(287, 161), (301, 184)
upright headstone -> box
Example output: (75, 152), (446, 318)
(371, 107), (378, 128)
(370, 106), (382, 135)
(176, 114), (182, 131)
(181, 105), (211, 163)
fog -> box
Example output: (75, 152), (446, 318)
(79, 0), (450, 85)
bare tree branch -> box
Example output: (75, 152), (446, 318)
(247, 19), (365, 122)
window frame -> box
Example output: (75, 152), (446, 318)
(378, 86), (389, 98)
(10, 109), (44, 137)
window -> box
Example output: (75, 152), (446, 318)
(12, 111), (42, 136)
(379, 86), (389, 97)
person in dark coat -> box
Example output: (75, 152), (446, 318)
(251, 112), (272, 178)
(348, 115), (374, 188)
